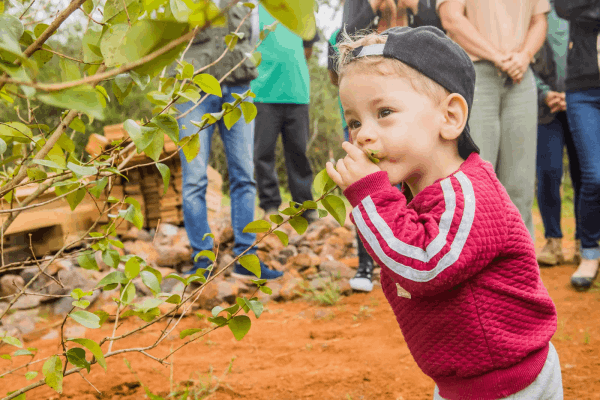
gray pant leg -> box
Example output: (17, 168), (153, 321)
(469, 62), (503, 169)
(498, 68), (538, 239)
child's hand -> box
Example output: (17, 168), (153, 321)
(326, 141), (381, 191)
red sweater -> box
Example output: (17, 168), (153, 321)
(344, 153), (557, 400)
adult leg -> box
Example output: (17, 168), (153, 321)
(468, 62), (503, 169)
(177, 97), (218, 271)
(497, 68), (538, 239)
(218, 85), (257, 257)
(254, 103), (284, 212)
(280, 104), (315, 205)
(560, 111), (582, 262)
(565, 88), (600, 289)
(536, 116), (566, 265)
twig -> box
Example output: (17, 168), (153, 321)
(60, 306), (75, 375)
(39, 47), (104, 65)
(107, 302), (121, 353)
(121, 0), (131, 26)
(19, 0), (37, 19)
(78, 371), (101, 394)
(78, 6), (104, 26)
(29, 236), (64, 288)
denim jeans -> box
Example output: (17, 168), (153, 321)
(565, 88), (600, 260)
(177, 84), (257, 260)
(536, 111), (581, 239)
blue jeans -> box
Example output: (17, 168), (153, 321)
(565, 88), (600, 260)
(177, 85), (257, 260)
(536, 112), (581, 239)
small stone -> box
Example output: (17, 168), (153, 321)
(278, 277), (303, 301)
(319, 260), (356, 279)
(12, 295), (41, 310)
(65, 325), (87, 338)
(0, 274), (25, 298)
(41, 330), (59, 340)
(124, 240), (160, 266)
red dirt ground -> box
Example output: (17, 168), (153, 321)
(1, 212), (600, 400)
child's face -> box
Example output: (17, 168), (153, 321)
(339, 69), (447, 189)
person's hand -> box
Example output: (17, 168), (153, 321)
(492, 52), (511, 74)
(545, 91), (567, 113)
(502, 51), (531, 84)
(326, 142), (381, 191)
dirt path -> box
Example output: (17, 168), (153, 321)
(2, 213), (599, 400)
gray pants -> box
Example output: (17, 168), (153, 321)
(469, 62), (538, 238)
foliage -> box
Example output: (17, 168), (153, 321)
(0, 1), (349, 399)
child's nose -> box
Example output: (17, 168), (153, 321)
(355, 126), (378, 146)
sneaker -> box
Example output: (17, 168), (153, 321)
(349, 259), (374, 292)
(183, 257), (213, 279)
(537, 238), (564, 266)
(231, 260), (284, 281)
(303, 209), (319, 225)
(572, 239), (582, 265)
(571, 257), (599, 291)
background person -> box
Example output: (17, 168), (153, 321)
(175, 3), (283, 280)
(251, 4), (319, 223)
(438, 0), (550, 239)
(532, 0), (581, 267)
(555, 0), (600, 290)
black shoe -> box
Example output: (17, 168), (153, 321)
(349, 259), (374, 292)
(184, 257), (213, 279)
(303, 209), (319, 224)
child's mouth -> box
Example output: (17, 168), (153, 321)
(365, 148), (382, 163)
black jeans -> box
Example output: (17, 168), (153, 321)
(254, 103), (314, 211)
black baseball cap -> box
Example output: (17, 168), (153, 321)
(349, 26), (479, 159)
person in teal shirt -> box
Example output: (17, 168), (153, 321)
(251, 5), (319, 221)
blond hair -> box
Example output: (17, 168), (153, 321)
(336, 31), (449, 104)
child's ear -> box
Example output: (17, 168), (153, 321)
(439, 93), (468, 141)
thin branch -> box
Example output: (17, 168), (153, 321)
(78, 6), (105, 26)
(19, 0), (37, 19)
(0, 0), (88, 92)
(121, 0), (131, 26)
(78, 371), (101, 394)
(40, 47), (104, 65)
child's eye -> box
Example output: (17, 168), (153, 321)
(348, 120), (361, 130)
(378, 108), (392, 118)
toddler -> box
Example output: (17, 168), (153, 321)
(326, 26), (562, 400)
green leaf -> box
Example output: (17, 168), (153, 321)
(224, 34), (238, 51)
(261, 0), (316, 40)
(156, 163), (171, 195)
(124, 257), (141, 279)
(102, 249), (120, 269)
(152, 114), (179, 143)
(69, 309), (101, 329)
(164, 294), (181, 304)
(302, 200), (318, 209)
(194, 250), (215, 262)
(238, 254), (261, 278)
(123, 119), (159, 153)
(242, 220), (271, 233)
(0, 14), (25, 62)
(165, 273), (186, 284)
(289, 216), (308, 235)
(181, 133), (200, 162)
(59, 57), (82, 82)
(34, 23), (50, 39)
(228, 315), (251, 341)
(25, 371), (38, 380)
(89, 177), (108, 198)
(66, 187), (86, 211)
(140, 269), (161, 294)
(240, 101), (257, 123)
(72, 299), (90, 309)
(223, 107), (242, 130)
(67, 162), (98, 178)
(69, 117), (86, 134)
(57, 133), (75, 153)
(77, 251), (99, 271)
(170, 0), (191, 22)
(120, 282), (136, 305)
(269, 214), (283, 224)
(313, 168), (337, 196)
(12, 349), (33, 356)
(318, 209), (328, 218)
(180, 328), (202, 339)
(2, 336), (23, 348)
(248, 51), (262, 67)
(121, 197), (144, 229)
(193, 74), (222, 97)
(94, 310), (110, 325)
(0, 122), (32, 142)
(67, 338), (106, 370)
(273, 230), (289, 246)
(243, 2), (255, 9)
(259, 286), (272, 295)
(207, 316), (228, 326)
(133, 298), (164, 313)
(38, 86), (105, 121)
(246, 299), (263, 318)
(66, 348), (90, 373)
(0, 137), (6, 155)
(26, 166), (46, 181)
(97, 271), (128, 287)
(322, 195), (347, 227)
(42, 355), (63, 393)
(0, 354), (11, 361)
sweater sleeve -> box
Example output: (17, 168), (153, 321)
(344, 170), (506, 298)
